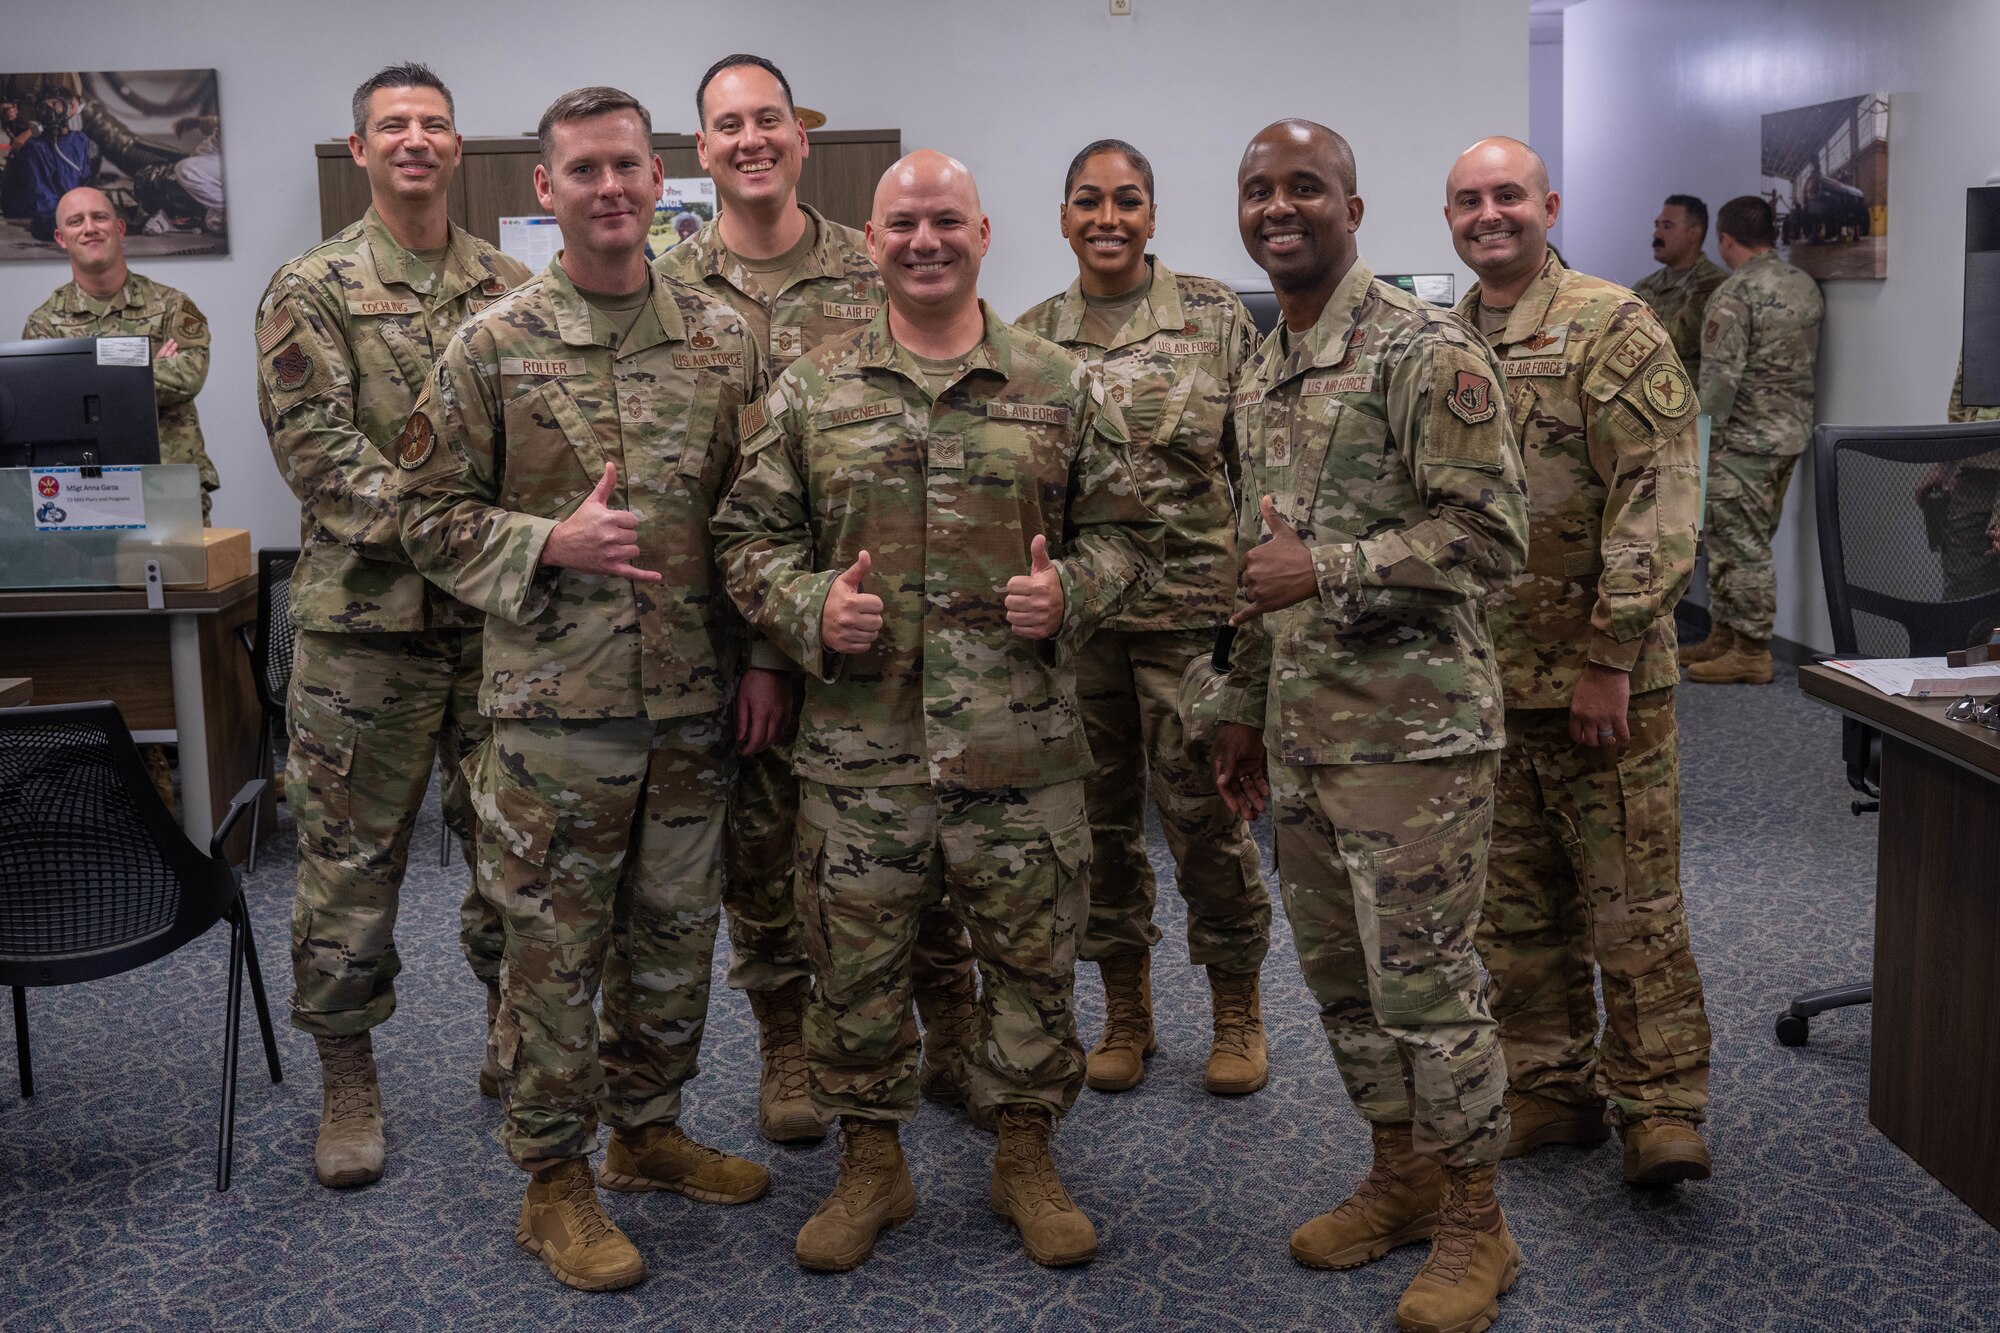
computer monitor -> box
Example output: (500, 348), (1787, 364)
(1232, 273), (1458, 337)
(0, 337), (161, 470)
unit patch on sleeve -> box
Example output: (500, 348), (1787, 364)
(1642, 363), (1695, 418)
(271, 340), (313, 392)
(1446, 369), (1497, 424)
(396, 411), (436, 469)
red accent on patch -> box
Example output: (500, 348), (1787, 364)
(1447, 370), (1496, 424)
(483, 276), (507, 296)
(271, 341), (311, 392)
(1180, 322), (1200, 336)
(38, 475), (60, 498)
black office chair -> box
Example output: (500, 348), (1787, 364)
(1776, 422), (2000, 1046)
(0, 701), (283, 1190)
(238, 547), (299, 874)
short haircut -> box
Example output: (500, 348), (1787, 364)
(1279, 118), (1356, 195)
(1716, 195), (1776, 247)
(695, 54), (794, 127)
(1664, 193), (1710, 235)
(537, 86), (652, 163)
(1063, 139), (1155, 201)
(351, 62), (453, 138)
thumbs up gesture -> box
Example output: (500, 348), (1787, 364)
(1229, 495), (1316, 625)
(1005, 534), (1065, 640)
(540, 462), (661, 582)
(822, 549), (885, 654)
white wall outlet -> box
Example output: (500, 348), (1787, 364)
(1110, 0), (1131, 14)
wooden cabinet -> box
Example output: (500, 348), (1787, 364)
(315, 129), (902, 244)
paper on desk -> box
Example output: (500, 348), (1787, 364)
(1822, 657), (2000, 697)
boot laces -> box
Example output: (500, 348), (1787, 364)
(660, 1124), (723, 1165)
(1417, 1176), (1482, 1283)
(321, 1039), (377, 1123)
(828, 1124), (893, 1209)
(999, 1110), (1071, 1216)
(1101, 968), (1150, 1048)
(1333, 1161), (1401, 1219)
(1211, 985), (1259, 1057)
(551, 1164), (619, 1246)
(761, 992), (814, 1104)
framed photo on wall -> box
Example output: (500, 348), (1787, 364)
(1761, 92), (1889, 280)
(0, 68), (226, 261)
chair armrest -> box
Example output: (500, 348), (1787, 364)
(210, 778), (270, 860)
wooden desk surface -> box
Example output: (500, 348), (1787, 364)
(0, 573), (256, 616)
(1798, 664), (2000, 783)
(0, 677), (29, 707)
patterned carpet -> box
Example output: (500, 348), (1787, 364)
(3, 662), (1997, 1332)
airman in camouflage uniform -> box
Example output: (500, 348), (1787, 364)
(24, 187), (220, 520)
(1918, 359), (2000, 600)
(1446, 137), (1712, 1188)
(254, 64), (521, 1190)
(1689, 195), (1824, 684)
(1204, 121), (1527, 1333)
(1632, 194), (1726, 381)
(396, 86), (772, 1293)
(659, 54), (976, 1142)
(1017, 138), (1269, 1099)
(714, 150), (1163, 1271)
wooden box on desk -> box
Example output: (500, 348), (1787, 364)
(112, 527), (251, 590)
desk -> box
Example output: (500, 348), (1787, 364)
(0, 678), (29, 707)
(0, 577), (273, 862)
(1799, 664), (2000, 1227)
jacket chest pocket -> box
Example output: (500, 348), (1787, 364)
(364, 315), (434, 395)
(500, 380), (602, 516)
(1281, 394), (1343, 531)
(1149, 365), (1223, 460)
(667, 377), (726, 494)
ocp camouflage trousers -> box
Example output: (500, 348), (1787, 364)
(1271, 752), (1509, 1168)
(795, 779), (1090, 1122)
(1479, 690), (1710, 1124)
(1705, 447), (1800, 639)
(1076, 627), (1269, 969)
(285, 627), (502, 1038)
(1939, 465), (2000, 602)
(475, 713), (732, 1171)
(724, 741), (975, 1003)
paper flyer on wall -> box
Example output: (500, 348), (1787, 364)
(649, 178), (717, 259)
(497, 215), (561, 273)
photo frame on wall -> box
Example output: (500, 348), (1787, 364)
(1761, 92), (1888, 280)
(0, 68), (226, 261)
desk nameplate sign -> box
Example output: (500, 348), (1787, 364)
(30, 467), (147, 532)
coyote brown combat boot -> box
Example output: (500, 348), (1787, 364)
(598, 1123), (770, 1203)
(1085, 950), (1154, 1092)
(990, 1105), (1098, 1266)
(479, 980), (502, 1099)
(1204, 966), (1269, 1095)
(516, 1157), (646, 1291)
(1395, 1163), (1522, 1333)
(314, 1033), (384, 1188)
(1290, 1121), (1442, 1269)
(1501, 1089), (1609, 1159)
(1677, 625), (1733, 666)
(917, 968), (983, 1111)
(796, 1118), (918, 1272)
(1620, 1116), (1712, 1185)
(1687, 634), (1773, 684)
(746, 978), (824, 1143)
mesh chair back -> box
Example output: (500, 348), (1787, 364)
(1814, 423), (2000, 657)
(253, 548), (301, 710)
(0, 703), (228, 985)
